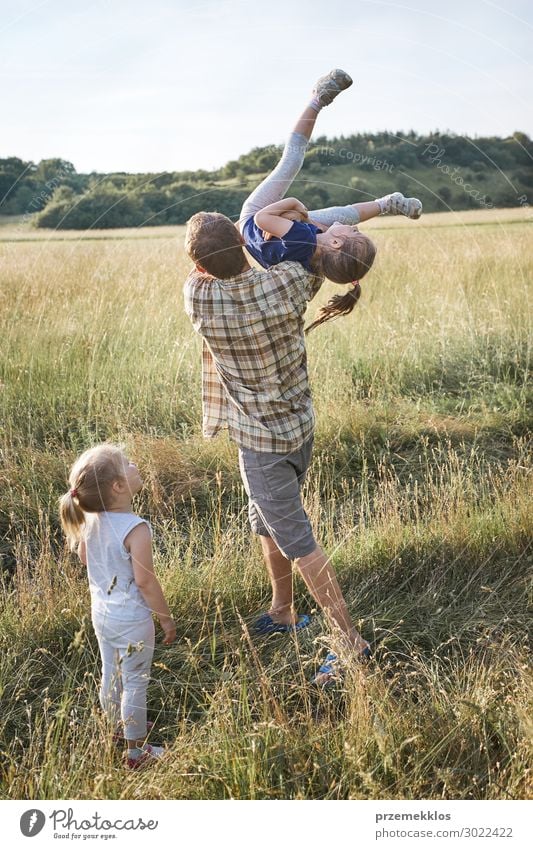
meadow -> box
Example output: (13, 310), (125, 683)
(0, 207), (531, 800)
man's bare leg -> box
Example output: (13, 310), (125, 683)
(295, 544), (370, 655)
(260, 536), (297, 625)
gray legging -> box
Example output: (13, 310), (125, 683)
(238, 131), (361, 231)
(92, 612), (155, 741)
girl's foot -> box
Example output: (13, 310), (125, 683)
(377, 192), (423, 219)
(312, 69), (353, 109)
(126, 743), (165, 770)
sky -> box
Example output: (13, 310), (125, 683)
(2, 0), (532, 173)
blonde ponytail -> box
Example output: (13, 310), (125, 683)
(59, 490), (86, 551)
(59, 443), (128, 552)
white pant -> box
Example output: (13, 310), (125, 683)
(92, 612), (155, 741)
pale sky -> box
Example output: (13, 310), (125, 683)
(2, 0), (532, 173)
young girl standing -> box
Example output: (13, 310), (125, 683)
(59, 443), (176, 769)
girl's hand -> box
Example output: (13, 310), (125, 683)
(160, 616), (177, 645)
(262, 208), (309, 240)
(254, 198), (308, 240)
(282, 207), (308, 222)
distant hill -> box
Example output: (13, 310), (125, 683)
(1, 131), (531, 229)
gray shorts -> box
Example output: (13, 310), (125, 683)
(238, 436), (317, 560)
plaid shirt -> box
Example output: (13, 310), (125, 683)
(184, 261), (324, 453)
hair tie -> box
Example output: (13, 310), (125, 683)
(70, 488), (78, 498)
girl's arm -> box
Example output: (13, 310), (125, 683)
(78, 539), (87, 565)
(126, 524), (176, 645)
(254, 197), (308, 239)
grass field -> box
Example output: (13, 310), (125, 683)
(0, 208), (531, 800)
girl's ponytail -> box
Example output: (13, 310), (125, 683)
(307, 230), (375, 333)
(59, 490), (86, 551)
(305, 282), (361, 334)
(59, 443), (127, 552)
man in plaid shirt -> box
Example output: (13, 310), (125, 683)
(184, 212), (371, 681)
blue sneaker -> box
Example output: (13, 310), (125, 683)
(252, 612), (311, 635)
(313, 646), (372, 686)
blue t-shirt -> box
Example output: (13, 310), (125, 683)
(242, 216), (320, 271)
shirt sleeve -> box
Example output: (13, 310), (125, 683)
(241, 217), (269, 268)
(183, 271), (197, 321)
(184, 270), (210, 327)
(242, 218), (318, 270)
(270, 262), (324, 315)
(276, 221), (318, 268)
(120, 517), (151, 559)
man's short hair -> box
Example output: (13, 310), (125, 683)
(185, 212), (247, 279)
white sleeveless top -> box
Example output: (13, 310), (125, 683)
(84, 511), (152, 621)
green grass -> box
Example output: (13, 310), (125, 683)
(0, 209), (531, 799)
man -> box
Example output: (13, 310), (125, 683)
(183, 72), (371, 683)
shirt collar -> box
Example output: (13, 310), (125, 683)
(218, 266), (257, 287)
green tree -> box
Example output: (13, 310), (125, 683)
(35, 158), (75, 184)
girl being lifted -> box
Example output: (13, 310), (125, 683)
(239, 69), (422, 332)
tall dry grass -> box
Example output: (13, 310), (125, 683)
(0, 209), (531, 799)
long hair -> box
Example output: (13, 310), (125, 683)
(306, 231), (376, 334)
(305, 282), (362, 334)
(59, 444), (127, 551)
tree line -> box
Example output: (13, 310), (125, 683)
(1, 131), (531, 229)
